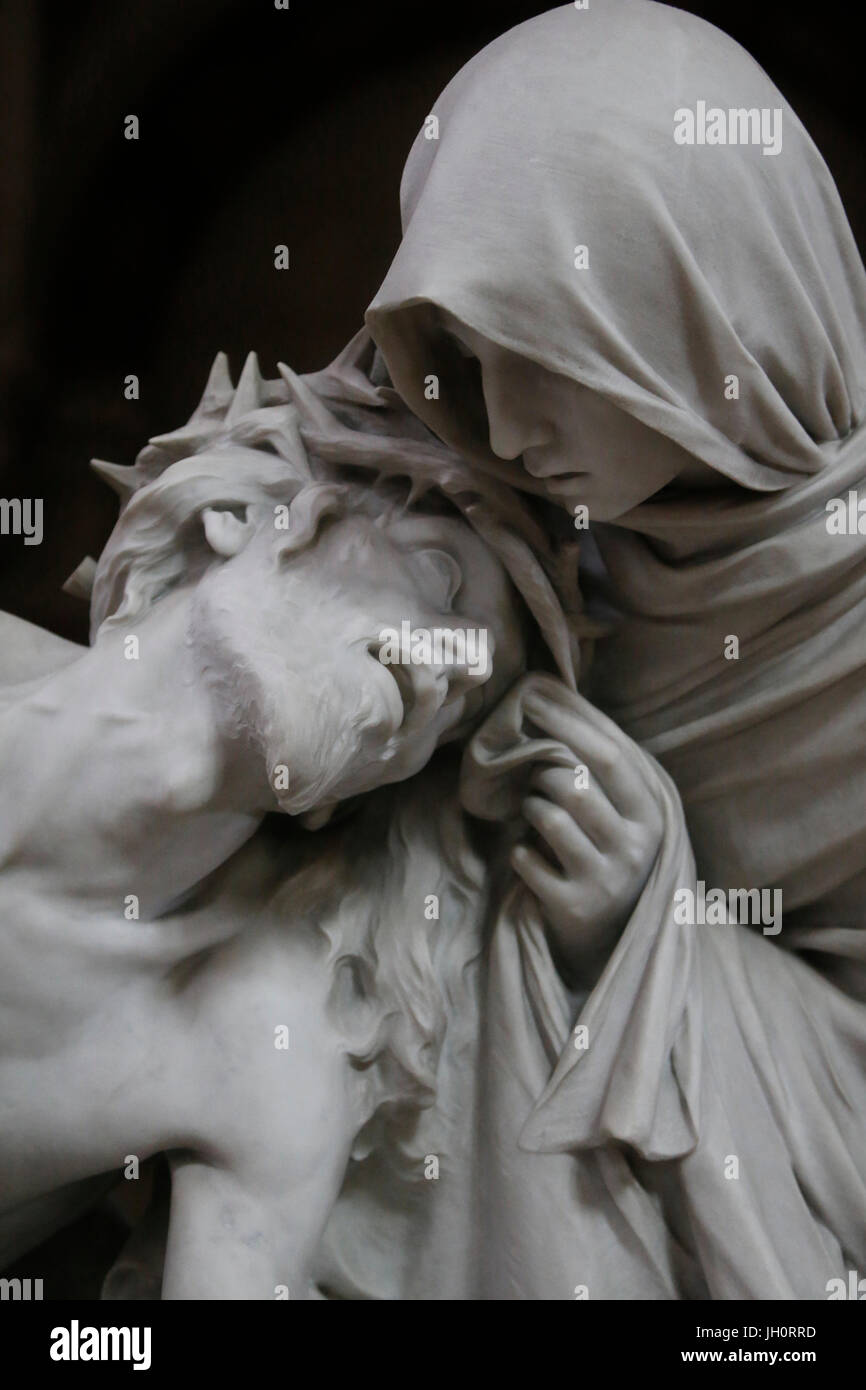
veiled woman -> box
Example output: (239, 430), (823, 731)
(353, 0), (866, 1294)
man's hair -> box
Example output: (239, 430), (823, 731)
(265, 754), (486, 1181)
(89, 449), (453, 639)
(77, 338), (585, 683)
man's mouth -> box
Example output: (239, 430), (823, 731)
(400, 664), (449, 728)
(386, 660), (481, 735)
(387, 660), (417, 726)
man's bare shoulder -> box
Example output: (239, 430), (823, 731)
(0, 611), (83, 689)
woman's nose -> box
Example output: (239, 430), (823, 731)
(481, 366), (551, 461)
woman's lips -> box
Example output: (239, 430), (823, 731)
(522, 450), (587, 491)
(544, 473), (588, 495)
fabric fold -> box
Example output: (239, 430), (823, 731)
(461, 672), (702, 1160)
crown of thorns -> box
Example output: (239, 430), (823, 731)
(76, 332), (583, 685)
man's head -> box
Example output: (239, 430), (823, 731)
(186, 470), (526, 814)
(83, 348), (584, 815)
(89, 432), (526, 817)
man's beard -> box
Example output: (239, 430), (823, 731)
(189, 579), (402, 816)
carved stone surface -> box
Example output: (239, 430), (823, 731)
(2, 2), (865, 1304)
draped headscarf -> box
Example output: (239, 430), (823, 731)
(366, 0), (866, 919)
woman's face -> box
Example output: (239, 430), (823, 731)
(438, 313), (713, 521)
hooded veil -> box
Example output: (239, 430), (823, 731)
(366, 0), (866, 925)
(367, 0), (865, 485)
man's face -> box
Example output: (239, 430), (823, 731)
(192, 505), (525, 813)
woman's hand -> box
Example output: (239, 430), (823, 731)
(510, 686), (663, 989)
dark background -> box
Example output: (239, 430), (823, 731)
(1, 0), (864, 646)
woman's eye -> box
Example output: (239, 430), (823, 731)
(449, 333), (478, 363)
(411, 548), (463, 608)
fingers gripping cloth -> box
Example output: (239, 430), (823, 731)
(460, 672), (702, 1162)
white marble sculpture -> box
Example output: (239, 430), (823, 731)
(0, 343), (668, 1297)
(360, 0), (866, 1299)
(5, 330), (859, 1300)
(4, 0), (866, 1301)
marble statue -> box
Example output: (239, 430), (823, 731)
(362, 0), (866, 1297)
(0, 340), (665, 1297)
(4, 0), (866, 1301)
